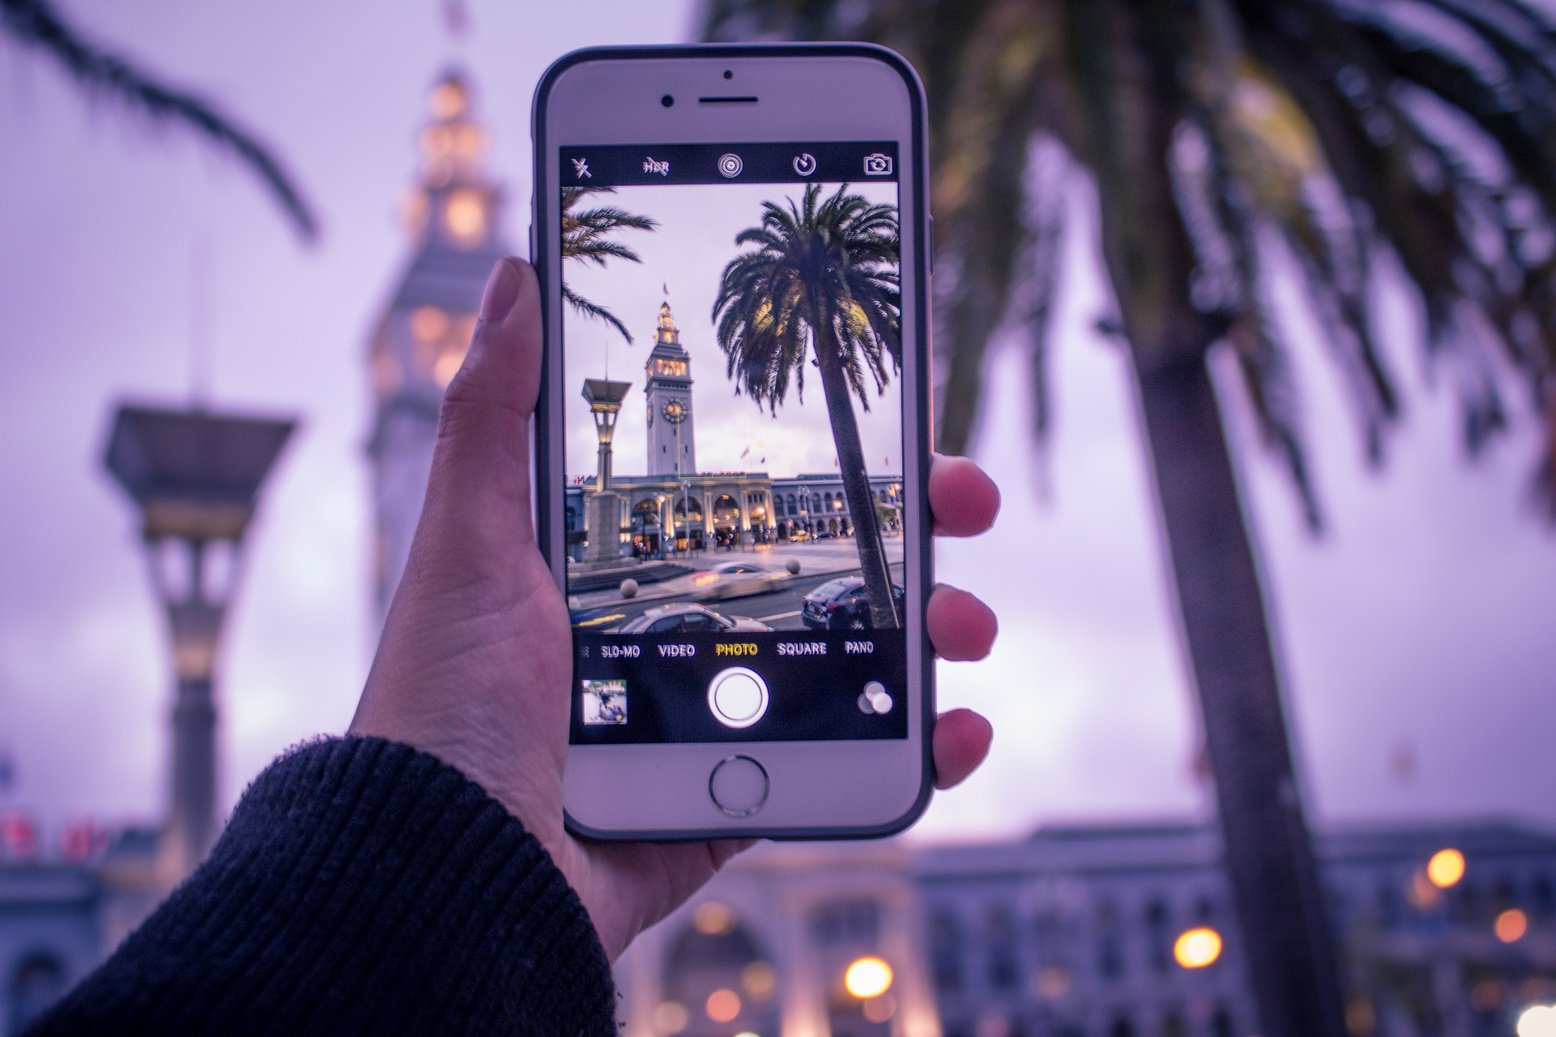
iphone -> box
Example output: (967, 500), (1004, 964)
(532, 44), (933, 838)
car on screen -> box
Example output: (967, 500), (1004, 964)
(688, 561), (784, 600)
(615, 602), (773, 635)
(800, 576), (905, 631)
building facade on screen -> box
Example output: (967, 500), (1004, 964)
(562, 298), (904, 562)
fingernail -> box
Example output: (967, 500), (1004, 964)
(479, 259), (521, 320)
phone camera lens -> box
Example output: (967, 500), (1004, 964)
(723, 69), (733, 80)
(661, 94), (675, 108)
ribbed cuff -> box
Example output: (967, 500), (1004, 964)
(31, 737), (617, 1036)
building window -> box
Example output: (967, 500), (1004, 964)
(1098, 937), (1125, 981)
(1144, 899), (1170, 974)
(1095, 899), (1125, 981)
(1532, 874), (1554, 919)
(929, 909), (963, 994)
(1377, 882), (1401, 928)
(809, 899), (879, 946)
(985, 907), (1019, 991)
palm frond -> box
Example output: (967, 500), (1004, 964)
(2, 0), (318, 242)
(561, 283), (633, 344)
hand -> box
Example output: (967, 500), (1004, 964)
(350, 258), (1000, 960)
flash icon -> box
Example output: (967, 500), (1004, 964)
(572, 157), (592, 180)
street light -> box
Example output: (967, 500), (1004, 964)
(104, 403), (295, 877)
(844, 956), (893, 999)
(1427, 848), (1466, 889)
(1518, 1004), (1556, 1037)
(1173, 927), (1224, 969)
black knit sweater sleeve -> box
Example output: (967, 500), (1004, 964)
(27, 737), (618, 1036)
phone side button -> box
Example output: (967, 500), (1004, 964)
(708, 755), (769, 818)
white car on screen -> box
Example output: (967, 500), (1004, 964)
(615, 602), (772, 635)
(687, 561), (785, 600)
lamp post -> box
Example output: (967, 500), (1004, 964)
(104, 403), (295, 878)
(581, 377), (631, 568)
(680, 480), (692, 553)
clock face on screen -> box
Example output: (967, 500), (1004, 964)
(663, 400), (688, 424)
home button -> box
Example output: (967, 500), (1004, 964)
(709, 755), (770, 818)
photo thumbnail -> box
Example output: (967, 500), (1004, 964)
(581, 678), (629, 726)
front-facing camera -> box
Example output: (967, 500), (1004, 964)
(661, 94), (675, 108)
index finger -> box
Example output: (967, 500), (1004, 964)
(930, 454), (1000, 537)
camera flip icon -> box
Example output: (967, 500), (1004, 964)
(862, 152), (893, 176)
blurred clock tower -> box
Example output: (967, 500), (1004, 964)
(644, 298), (697, 477)
(367, 68), (507, 617)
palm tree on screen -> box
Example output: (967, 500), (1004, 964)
(561, 186), (658, 344)
(705, 2), (1556, 1034)
(713, 183), (902, 627)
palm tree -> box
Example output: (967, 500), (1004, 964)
(714, 184), (903, 627)
(704, 3), (1556, 1035)
(561, 186), (658, 344)
(2, 0), (316, 241)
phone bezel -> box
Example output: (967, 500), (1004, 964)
(533, 44), (935, 840)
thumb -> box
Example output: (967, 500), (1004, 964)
(423, 257), (541, 541)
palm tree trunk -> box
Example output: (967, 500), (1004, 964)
(1133, 346), (1348, 1037)
(1069, 4), (1348, 1028)
(814, 336), (899, 629)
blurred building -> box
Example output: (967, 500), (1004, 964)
(616, 820), (1556, 1037)
(367, 68), (508, 618)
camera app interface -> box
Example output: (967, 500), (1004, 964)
(560, 141), (909, 745)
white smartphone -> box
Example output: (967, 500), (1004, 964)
(532, 44), (933, 839)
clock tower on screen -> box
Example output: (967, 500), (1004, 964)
(644, 297), (696, 477)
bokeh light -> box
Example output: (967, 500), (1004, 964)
(705, 988), (741, 1023)
(862, 994), (897, 1023)
(1426, 848), (1466, 888)
(1172, 927), (1223, 969)
(692, 901), (735, 936)
(652, 1000), (688, 1034)
(843, 956), (894, 999)
(1517, 1004), (1556, 1037)
(1497, 908), (1530, 943)
(741, 961), (776, 1000)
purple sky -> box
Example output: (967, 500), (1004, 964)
(1, 1), (1552, 847)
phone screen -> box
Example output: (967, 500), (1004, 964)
(558, 141), (911, 747)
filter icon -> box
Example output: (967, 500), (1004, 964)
(718, 153), (744, 178)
